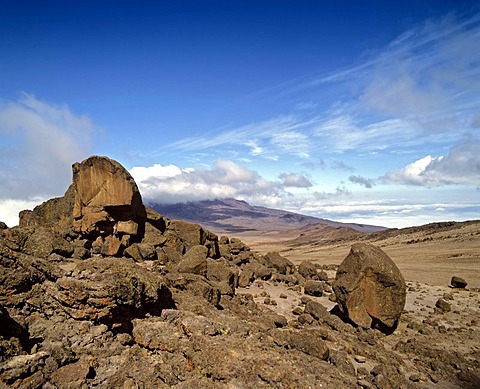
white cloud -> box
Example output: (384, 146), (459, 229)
(0, 198), (46, 227)
(0, 94), (96, 226)
(278, 173), (313, 188)
(382, 136), (480, 187)
(131, 160), (283, 204)
(0, 93), (94, 199)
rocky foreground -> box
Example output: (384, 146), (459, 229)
(1, 156), (479, 388)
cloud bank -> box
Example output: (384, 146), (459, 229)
(383, 136), (480, 187)
(0, 93), (95, 225)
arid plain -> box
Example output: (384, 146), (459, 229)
(238, 220), (480, 289)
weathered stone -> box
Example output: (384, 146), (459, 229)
(451, 276), (468, 288)
(123, 243), (143, 262)
(304, 280), (324, 297)
(176, 245), (208, 276)
(53, 257), (174, 324)
(19, 185), (76, 235)
(206, 259), (237, 295)
(100, 235), (122, 256)
(49, 358), (94, 389)
(333, 243), (406, 332)
(2, 226), (73, 259)
(0, 222), (7, 230)
(261, 252), (294, 275)
(71, 156), (146, 239)
(435, 298), (451, 312)
(19, 157), (147, 247)
(166, 220), (218, 257)
(116, 220), (138, 235)
(273, 329), (329, 360)
(304, 300), (329, 321)
(298, 260), (317, 279)
(317, 270), (329, 281)
(142, 221), (167, 247)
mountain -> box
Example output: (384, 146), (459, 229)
(149, 198), (385, 236)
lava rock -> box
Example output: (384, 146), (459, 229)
(450, 276), (468, 288)
(333, 243), (406, 332)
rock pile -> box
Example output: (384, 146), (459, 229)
(1, 156), (479, 388)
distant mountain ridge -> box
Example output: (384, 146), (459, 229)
(149, 198), (385, 235)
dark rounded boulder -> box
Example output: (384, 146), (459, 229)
(450, 276), (467, 288)
(333, 243), (406, 332)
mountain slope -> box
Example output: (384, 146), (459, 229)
(149, 198), (384, 235)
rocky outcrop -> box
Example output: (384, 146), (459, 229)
(19, 156), (147, 248)
(2, 155), (479, 388)
(333, 243), (406, 332)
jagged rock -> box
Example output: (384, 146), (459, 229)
(298, 260), (317, 279)
(100, 235), (122, 256)
(451, 276), (467, 288)
(0, 252), (63, 297)
(435, 298), (451, 312)
(304, 300), (329, 321)
(304, 280), (324, 297)
(124, 243), (156, 262)
(142, 221), (167, 247)
(206, 259), (237, 296)
(19, 156), (147, 245)
(19, 185), (76, 235)
(70, 156), (147, 238)
(261, 252), (295, 275)
(2, 226), (73, 259)
(0, 222), (7, 230)
(165, 220), (219, 257)
(166, 273), (221, 306)
(175, 245), (208, 276)
(49, 358), (95, 389)
(272, 329), (329, 360)
(333, 243), (406, 332)
(0, 351), (48, 384)
(53, 257), (174, 324)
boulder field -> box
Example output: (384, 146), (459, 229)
(1, 156), (479, 388)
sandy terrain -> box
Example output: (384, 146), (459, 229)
(234, 220), (480, 289)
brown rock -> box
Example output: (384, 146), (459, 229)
(451, 276), (467, 288)
(333, 243), (406, 332)
(206, 259), (237, 295)
(435, 298), (451, 312)
(261, 252), (294, 275)
(304, 280), (324, 297)
(298, 260), (317, 279)
(100, 235), (122, 256)
(71, 156), (146, 238)
(176, 245), (208, 276)
(116, 220), (138, 235)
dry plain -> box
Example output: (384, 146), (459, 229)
(231, 220), (480, 289)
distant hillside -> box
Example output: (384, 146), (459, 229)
(149, 198), (385, 235)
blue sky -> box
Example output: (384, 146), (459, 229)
(1, 0), (479, 228)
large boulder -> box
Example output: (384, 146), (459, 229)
(70, 156), (147, 239)
(333, 243), (406, 332)
(261, 252), (294, 275)
(19, 156), (147, 243)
